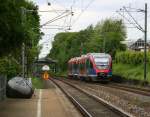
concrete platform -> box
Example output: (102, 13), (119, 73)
(0, 80), (82, 117)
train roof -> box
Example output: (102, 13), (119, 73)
(68, 53), (111, 63)
(87, 53), (111, 58)
(68, 57), (80, 63)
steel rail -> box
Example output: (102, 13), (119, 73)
(51, 79), (93, 117)
(53, 78), (132, 117)
(106, 83), (150, 97)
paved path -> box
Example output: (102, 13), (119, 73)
(0, 80), (82, 117)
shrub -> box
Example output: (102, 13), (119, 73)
(115, 51), (150, 65)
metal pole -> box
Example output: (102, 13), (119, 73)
(21, 7), (28, 79)
(25, 51), (27, 79)
(22, 43), (25, 78)
(103, 38), (105, 53)
(144, 3), (147, 80)
(80, 43), (83, 55)
(21, 7), (26, 78)
(103, 34), (105, 53)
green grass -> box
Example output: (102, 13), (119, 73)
(113, 63), (150, 82)
(32, 77), (44, 89)
(51, 71), (67, 77)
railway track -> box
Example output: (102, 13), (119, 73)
(58, 76), (150, 97)
(87, 82), (150, 97)
(51, 78), (132, 117)
(106, 83), (150, 97)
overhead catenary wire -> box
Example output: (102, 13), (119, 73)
(41, 0), (95, 31)
(41, 0), (77, 31)
(50, 6), (65, 29)
(71, 0), (95, 26)
(123, 6), (144, 32)
(116, 10), (144, 32)
(41, 11), (71, 27)
(41, 27), (64, 30)
(68, 7), (73, 30)
(113, 11), (144, 31)
(111, 1), (149, 34)
(68, 0), (76, 30)
(115, 4), (150, 40)
(61, 0), (75, 31)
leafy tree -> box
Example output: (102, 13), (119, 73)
(96, 19), (126, 57)
(0, 0), (41, 78)
(0, 0), (41, 56)
(0, 56), (21, 79)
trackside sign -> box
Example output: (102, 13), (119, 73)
(42, 65), (50, 71)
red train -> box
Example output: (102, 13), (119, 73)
(68, 53), (112, 81)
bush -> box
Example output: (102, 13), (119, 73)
(115, 51), (150, 65)
(114, 51), (150, 82)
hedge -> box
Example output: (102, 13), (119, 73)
(115, 51), (150, 65)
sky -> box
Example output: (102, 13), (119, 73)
(31, 0), (150, 58)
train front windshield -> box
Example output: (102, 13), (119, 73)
(94, 57), (109, 69)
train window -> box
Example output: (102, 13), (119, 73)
(94, 57), (109, 64)
(77, 64), (79, 70)
(70, 64), (72, 70)
(86, 59), (89, 68)
(81, 63), (83, 70)
(73, 64), (75, 72)
(71, 63), (73, 71)
(79, 63), (81, 70)
(83, 62), (85, 70)
(90, 61), (93, 69)
(94, 57), (110, 69)
(75, 64), (77, 71)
